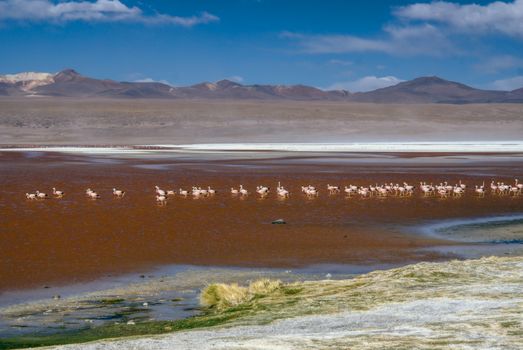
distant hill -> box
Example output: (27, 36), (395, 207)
(349, 76), (522, 103)
(173, 79), (348, 100)
(0, 69), (522, 103)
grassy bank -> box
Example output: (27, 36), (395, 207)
(1, 256), (522, 349)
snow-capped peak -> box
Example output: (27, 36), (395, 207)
(0, 71), (55, 92)
(0, 72), (54, 83)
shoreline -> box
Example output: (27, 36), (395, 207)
(1, 141), (523, 154)
(1, 255), (521, 349)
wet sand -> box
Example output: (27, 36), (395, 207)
(1, 151), (523, 292)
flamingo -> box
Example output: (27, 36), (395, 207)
(166, 190), (176, 196)
(420, 184), (433, 196)
(509, 186), (520, 196)
(155, 186), (166, 196)
(358, 188), (369, 197)
(179, 188), (188, 196)
(52, 187), (65, 197)
(277, 188), (289, 197)
(490, 181), (498, 194)
(403, 182), (414, 194)
(276, 182), (289, 197)
(207, 186), (216, 195)
(327, 184), (340, 194)
(231, 187), (239, 195)
(156, 195), (167, 205)
(112, 188), (125, 197)
(35, 190), (48, 199)
(438, 188), (448, 198)
(377, 187), (388, 197)
(256, 185), (269, 195)
(304, 186), (318, 197)
(453, 186), (464, 197)
(302, 185), (317, 196)
(192, 187), (202, 197)
(25, 193), (37, 200)
(87, 191), (100, 199)
(239, 185), (249, 196)
(475, 184), (485, 197)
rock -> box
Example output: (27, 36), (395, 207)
(272, 219), (286, 224)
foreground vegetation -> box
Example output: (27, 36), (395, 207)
(0, 279), (288, 349)
(1, 256), (522, 349)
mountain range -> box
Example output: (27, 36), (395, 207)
(1, 69), (522, 103)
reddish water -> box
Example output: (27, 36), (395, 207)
(1, 151), (522, 291)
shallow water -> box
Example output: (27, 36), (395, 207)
(0, 264), (366, 337)
(1, 214), (522, 338)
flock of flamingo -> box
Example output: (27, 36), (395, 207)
(24, 179), (523, 203)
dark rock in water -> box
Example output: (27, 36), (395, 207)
(53, 295), (61, 300)
(272, 219), (286, 224)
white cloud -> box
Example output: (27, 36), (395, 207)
(395, 0), (523, 38)
(133, 78), (173, 86)
(489, 76), (523, 90)
(327, 76), (404, 92)
(474, 55), (523, 73)
(0, 0), (219, 26)
(283, 24), (453, 56)
(283, 1), (523, 59)
(226, 75), (244, 83)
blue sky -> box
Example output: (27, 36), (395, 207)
(0, 0), (522, 91)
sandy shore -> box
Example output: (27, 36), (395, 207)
(1, 150), (523, 293)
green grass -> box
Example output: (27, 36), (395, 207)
(98, 298), (125, 305)
(0, 312), (242, 349)
(0, 279), (286, 349)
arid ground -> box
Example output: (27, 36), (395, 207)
(1, 98), (522, 145)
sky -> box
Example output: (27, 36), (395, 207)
(0, 0), (522, 91)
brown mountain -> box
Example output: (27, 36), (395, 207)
(349, 76), (516, 103)
(173, 79), (347, 100)
(32, 69), (174, 98)
(0, 69), (522, 103)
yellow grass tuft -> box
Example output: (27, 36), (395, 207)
(200, 279), (282, 310)
(248, 278), (282, 296)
